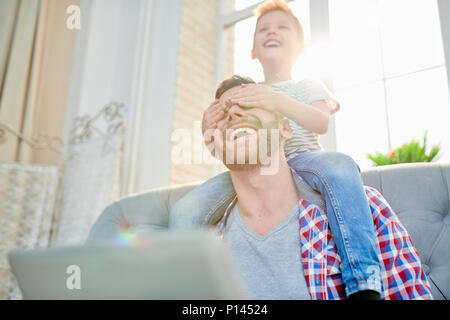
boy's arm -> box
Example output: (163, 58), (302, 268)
(228, 83), (338, 135)
(272, 91), (336, 134)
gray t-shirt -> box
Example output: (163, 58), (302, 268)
(270, 78), (340, 160)
(223, 201), (311, 300)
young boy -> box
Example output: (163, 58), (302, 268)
(170, 0), (382, 300)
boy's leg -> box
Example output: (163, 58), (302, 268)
(169, 171), (235, 230)
(288, 151), (382, 297)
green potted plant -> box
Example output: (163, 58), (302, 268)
(367, 131), (441, 166)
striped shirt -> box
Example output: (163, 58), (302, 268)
(270, 78), (340, 161)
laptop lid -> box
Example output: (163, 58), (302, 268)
(8, 230), (248, 299)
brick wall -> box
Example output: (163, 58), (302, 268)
(170, 0), (234, 185)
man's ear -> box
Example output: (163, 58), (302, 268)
(279, 118), (292, 139)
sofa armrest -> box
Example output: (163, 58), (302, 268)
(86, 182), (201, 243)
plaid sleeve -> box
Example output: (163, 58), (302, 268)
(364, 186), (434, 300)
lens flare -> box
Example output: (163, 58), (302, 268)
(114, 221), (145, 247)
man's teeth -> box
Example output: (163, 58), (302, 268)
(232, 127), (256, 139)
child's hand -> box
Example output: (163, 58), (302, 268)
(202, 99), (228, 152)
(202, 99), (226, 134)
(227, 83), (279, 112)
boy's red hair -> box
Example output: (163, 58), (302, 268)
(254, 0), (305, 44)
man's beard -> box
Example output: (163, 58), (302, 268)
(221, 119), (281, 172)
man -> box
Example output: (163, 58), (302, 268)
(206, 75), (433, 300)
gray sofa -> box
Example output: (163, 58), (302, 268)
(87, 162), (450, 300)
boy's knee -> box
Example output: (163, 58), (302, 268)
(170, 195), (195, 218)
(169, 195), (199, 228)
(322, 152), (360, 176)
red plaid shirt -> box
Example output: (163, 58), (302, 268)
(216, 186), (433, 300)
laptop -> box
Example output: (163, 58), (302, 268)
(8, 230), (248, 300)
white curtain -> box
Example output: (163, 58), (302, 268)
(51, 101), (125, 246)
(0, 163), (60, 299)
(52, 132), (123, 245)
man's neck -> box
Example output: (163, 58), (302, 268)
(229, 155), (300, 224)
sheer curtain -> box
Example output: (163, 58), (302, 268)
(52, 113), (124, 245)
(0, 163), (60, 299)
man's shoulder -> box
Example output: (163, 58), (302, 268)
(296, 184), (404, 234)
(363, 186), (409, 235)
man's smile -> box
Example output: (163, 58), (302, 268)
(232, 127), (257, 140)
(225, 120), (263, 141)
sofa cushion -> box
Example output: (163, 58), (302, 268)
(361, 163), (450, 299)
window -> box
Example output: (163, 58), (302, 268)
(330, 0), (449, 168)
